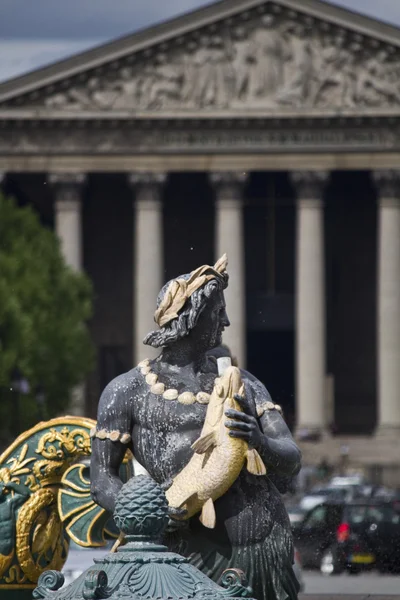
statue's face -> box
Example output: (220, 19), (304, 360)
(194, 289), (230, 352)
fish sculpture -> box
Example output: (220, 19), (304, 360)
(166, 363), (266, 529)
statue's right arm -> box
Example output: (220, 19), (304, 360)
(90, 370), (139, 514)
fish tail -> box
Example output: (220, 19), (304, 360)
(199, 497), (216, 529)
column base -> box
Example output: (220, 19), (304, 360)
(375, 424), (400, 439)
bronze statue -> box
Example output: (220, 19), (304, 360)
(91, 255), (302, 600)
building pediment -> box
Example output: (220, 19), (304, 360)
(1, 0), (400, 116)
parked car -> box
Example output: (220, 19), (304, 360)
(299, 478), (378, 513)
(287, 506), (306, 526)
(299, 486), (349, 512)
(329, 475), (365, 488)
(292, 499), (400, 575)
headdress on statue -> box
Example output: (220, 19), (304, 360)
(154, 254), (228, 327)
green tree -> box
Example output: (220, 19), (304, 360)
(0, 193), (94, 442)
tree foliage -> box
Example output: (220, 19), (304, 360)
(0, 193), (94, 440)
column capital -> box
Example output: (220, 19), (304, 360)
(209, 171), (248, 189)
(48, 173), (86, 187)
(49, 173), (86, 207)
(210, 171), (248, 206)
(372, 170), (400, 204)
(291, 170), (329, 203)
(129, 172), (166, 210)
(128, 172), (166, 188)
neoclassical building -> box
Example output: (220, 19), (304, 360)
(1, 0), (400, 477)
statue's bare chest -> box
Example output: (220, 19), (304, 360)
(131, 374), (214, 480)
(132, 362), (218, 429)
(132, 375), (217, 434)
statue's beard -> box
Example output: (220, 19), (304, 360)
(210, 326), (224, 349)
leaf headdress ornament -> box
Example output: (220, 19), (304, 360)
(154, 254), (228, 327)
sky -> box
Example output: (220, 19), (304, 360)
(1, 0), (400, 83)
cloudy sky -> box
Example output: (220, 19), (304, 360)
(1, 0), (400, 83)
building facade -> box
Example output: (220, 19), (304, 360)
(1, 0), (400, 476)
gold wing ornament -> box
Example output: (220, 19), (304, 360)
(58, 454), (133, 547)
(0, 416), (133, 590)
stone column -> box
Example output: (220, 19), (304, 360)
(49, 173), (86, 415)
(129, 173), (165, 365)
(210, 172), (247, 368)
(373, 171), (400, 436)
(291, 171), (329, 436)
(49, 173), (86, 272)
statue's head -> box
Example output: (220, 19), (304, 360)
(144, 255), (230, 352)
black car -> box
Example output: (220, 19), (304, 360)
(292, 499), (400, 575)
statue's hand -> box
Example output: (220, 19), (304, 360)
(168, 505), (188, 520)
(225, 383), (263, 450)
(166, 505), (189, 533)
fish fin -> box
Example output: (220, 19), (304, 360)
(246, 449), (267, 476)
(199, 498), (216, 529)
(191, 431), (217, 454)
(177, 492), (197, 510)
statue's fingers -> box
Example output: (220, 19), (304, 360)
(225, 408), (252, 423)
(168, 506), (188, 518)
(228, 430), (251, 440)
(161, 478), (173, 492)
(225, 420), (252, 431)
(233, 393), (253, 415)
(243, 380), (258, 416)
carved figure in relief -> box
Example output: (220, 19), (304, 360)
(232, 26), (256, 102)
(39, 12), (400, 113)
(181, 45), (207, 107)
(182, 34), (234, 108)
(90, 255), (302, 600)
(111, 67), (142, 109)
(246, 15), (289, 102)
(355, 50), (400, 106)
(311, 32), (358, 108)
(140, 54), (183, 109)
(277, 25), (316, 106)
(46, 76), (118, 111)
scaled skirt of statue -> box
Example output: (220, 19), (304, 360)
(164, 472), (300, 600)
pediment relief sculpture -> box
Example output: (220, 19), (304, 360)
(15, 9), (400, 112)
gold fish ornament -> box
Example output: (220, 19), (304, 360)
(165, 365), (266, 529)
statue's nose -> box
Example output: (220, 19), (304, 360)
(223, 312), (230, 327)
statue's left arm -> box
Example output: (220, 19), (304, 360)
(225, 374), (301, 478)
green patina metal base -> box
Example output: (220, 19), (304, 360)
(33, 476), (255, 600)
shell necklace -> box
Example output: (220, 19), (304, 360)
(138, 359), (211, 406)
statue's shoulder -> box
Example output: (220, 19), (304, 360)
(239, 368), (283, 418)
(99, 367), (143, 403)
